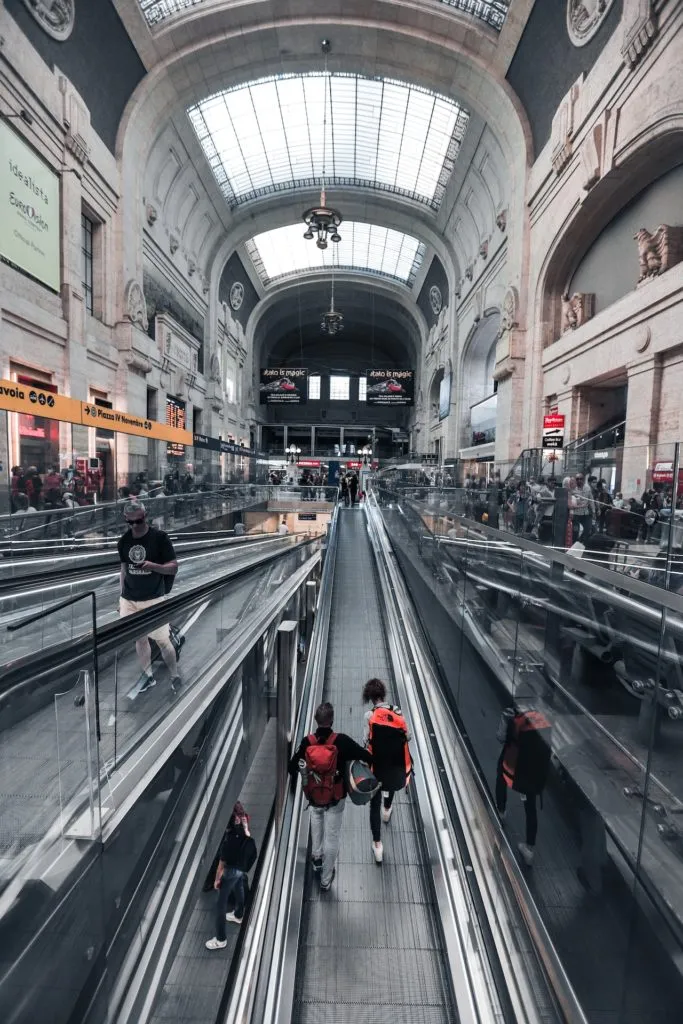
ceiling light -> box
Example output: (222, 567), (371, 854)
(303, 40), (342, 252)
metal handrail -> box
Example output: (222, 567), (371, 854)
(367, 496), (588, 1024)
(224, 509), (340, 1024)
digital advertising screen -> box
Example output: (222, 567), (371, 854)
(366, 369), (414, 407)
(166, 395), (187, 456)
(470, 394), (497, 446)
(259, 368), (308, 405)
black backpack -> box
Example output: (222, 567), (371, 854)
(502, 711), (552, 796)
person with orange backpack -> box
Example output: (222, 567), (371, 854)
(289, 701), (371, 891)
(363, 678), (413, 864)
(495, 706), (552, 867)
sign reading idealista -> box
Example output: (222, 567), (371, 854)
(0, 121), (60, 292)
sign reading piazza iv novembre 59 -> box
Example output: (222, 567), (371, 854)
(366, 369), (414, 407)
(259, 368), (308, 405)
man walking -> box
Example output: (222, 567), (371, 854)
(290, 702), (370, 891)
(118, 500), (181, 697)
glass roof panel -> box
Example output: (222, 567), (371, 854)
(141, 0), (509, 30)
(245, 222), (425, 286)
(188, 73), (469, 210)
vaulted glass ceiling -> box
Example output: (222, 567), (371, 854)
(245, 223), (425, 285)
(141, 0), (509, 29)
(188, 73), (469, 210)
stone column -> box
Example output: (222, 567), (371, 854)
(621, 356), (662, 494)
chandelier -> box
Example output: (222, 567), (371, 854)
(303, 40), (342, 251)
(321, 242), (344, 335)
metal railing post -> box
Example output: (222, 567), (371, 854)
(275, 620), (298, 830)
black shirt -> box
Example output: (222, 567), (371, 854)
(118, 526), (176, 601)
(289, 726), (370, 802)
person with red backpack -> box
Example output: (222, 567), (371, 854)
(289, 701), (370, 891)
(495, 706), (552, 867)
(363, 678), (413, 864)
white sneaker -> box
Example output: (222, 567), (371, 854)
(381, 804), (393, 824)
(205, 937), (227, 950)
(518, 842), (535, 866)
(372, 841), (383, 864)
(225, 911), (243, 924)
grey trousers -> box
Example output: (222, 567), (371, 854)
(309, 798), (345, 885)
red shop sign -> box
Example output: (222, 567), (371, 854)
(297, 459), (321, 467)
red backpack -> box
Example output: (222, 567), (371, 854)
(303, 733), (344, 806)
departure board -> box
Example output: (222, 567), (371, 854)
(166, 395), (186, 457)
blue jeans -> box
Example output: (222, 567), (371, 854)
(216, 867), (246, 941)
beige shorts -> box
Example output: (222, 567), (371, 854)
(119, 595), (171, 646)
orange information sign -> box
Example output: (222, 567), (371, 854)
(0, 379), (192, 446)
(81, 402), (192, 445)
(0, 379), (83, 424)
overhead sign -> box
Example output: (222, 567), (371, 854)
(260, 368), (307, 405)
(0, 379), (82, 423)
(298, 512), (317, 521)
(542, 413), (565, 450)
(366, 369), (414, 407)
(297, 459), (321, 468)
(0, 121), (60, 291)
(439, 374), (451, 421)
(83, 401), (191, 445)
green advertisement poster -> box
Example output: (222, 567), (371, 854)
(0, 122), (60, 292)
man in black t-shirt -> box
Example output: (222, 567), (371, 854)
(117, 501), (180, 696)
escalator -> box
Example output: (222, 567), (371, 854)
(291, 511), (457, 1022)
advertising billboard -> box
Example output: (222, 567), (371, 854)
(438, 374), (451, 421)
(259, 368), (308, 405)
(366, 369), (414, 407)
(470, 394), (497, 446)
(0, 121), (60, 292)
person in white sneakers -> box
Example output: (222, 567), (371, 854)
(206, 804), (257, 950)
(363, 679), (413, 864)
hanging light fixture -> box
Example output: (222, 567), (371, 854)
(303, 40), (342, 250)
(321, 236), (344, 335)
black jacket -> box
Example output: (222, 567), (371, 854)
(219, 826), (257, 873)
(289, 726), (370, 802)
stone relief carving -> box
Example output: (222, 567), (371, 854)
(496, 210), (507, 233)
(580, 110), (615, 192)
(561, 292), (595, 332)
(59, 80), (90, 165)
(22, 0), (74, 41)
(622, 0), (657, 69)
(429, 285), (442, 316)
(551, 78), (582, 175)
(454, 282), (462, 300)
(146, 204), (158, 227)
(465, 264), (474, 282)
(567, 0), (615, 48)
(634, 226), (683, 283)
(426, 306), (449, 359)
(187, 259), (196, 277)
(124, 280), (148, 332)
(209, 349), (222, 384)
(498, 287), (519, 339)
(169, 234), (179, 255)
(230, 281), (245, 311)
(479, 239), (489, 260)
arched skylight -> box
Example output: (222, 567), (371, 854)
(188, 73), (469, 211)
(141, 0), (509, 30)
(245, 223), (425, 286)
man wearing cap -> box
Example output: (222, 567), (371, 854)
(118, 501), (181, 696)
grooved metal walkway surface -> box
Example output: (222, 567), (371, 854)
(292, 510), (457, 1024)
